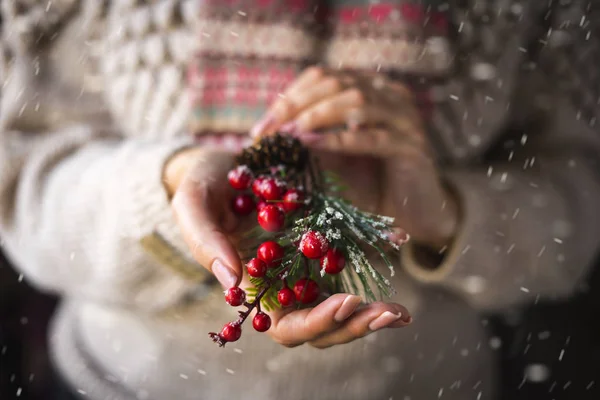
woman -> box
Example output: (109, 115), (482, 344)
(1, 0), (599, 399)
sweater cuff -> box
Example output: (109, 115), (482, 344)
(401, 168), (513, 309)
(126, 138), (211, 284)
(401, 179), (466, 285)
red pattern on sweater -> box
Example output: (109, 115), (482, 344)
(337, 3), (447, 33)
(190, 63), (297, 108)
(189, 1), (450, 134)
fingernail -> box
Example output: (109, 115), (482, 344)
(393, 305), (412, 324)
(385, 228), (410, 246)
(368, 311), (402, 331)
(279, 121), (297, 134)
(212, 259), (238, 289)
(250, 114), (275, 138)
(334, 295), (362, 322)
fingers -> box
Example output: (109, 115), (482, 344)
(308, 302), (412, 349)
(263, 77), (343, 135)
(251, 66), (421, 137)
(268, 294), (362, 347)
(250, 66), (328, 138)
(290, 89), (366, 133)
(284, 66), (327, 94)
(249, 66), (428, 158)
(269, 294), (411, 349)
(289, 88), (422, 135)
(302, 127), (423, 157)
(171, 156), (243, 289)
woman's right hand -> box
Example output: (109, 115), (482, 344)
(164, 147), (412, 349)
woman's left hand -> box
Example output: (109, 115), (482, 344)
(251, 67), (459, 250)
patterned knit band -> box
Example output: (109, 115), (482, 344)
(188, 0), (451, 135)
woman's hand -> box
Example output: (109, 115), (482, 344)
(164, 147), (244, 289)
(163, 147), (412, 348)
(250, 66), (425, 155)
(251, 67), (459, 250)
(257, 293), (412, 349)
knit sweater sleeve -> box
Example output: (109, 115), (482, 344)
(400, 1), (600, 311)
(0, 1), (211, 311)
(401, 121), (600, 311)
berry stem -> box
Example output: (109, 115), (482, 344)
(209, 282), (274, 347)
(239, 283), (271, 325)
(209, 253), (303, 347)
(303, 257), (310, 277)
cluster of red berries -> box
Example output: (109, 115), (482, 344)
(228, 165), (305, 232)
(210, 165), (350, 346)
(217, 286), (272, 344)
(213, 232), (347, 344)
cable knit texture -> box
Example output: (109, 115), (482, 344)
(1, 1), (600, 399)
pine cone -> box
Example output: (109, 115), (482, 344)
(236, 134), (309, 173)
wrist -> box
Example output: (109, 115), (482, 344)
(414, 189), (460, 252)
(162, 146), (205, 199)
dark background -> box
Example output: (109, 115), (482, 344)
(1, 252), (58, 400)
(1, 250), (599, 400)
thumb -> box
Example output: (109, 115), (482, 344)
(172, 172), (242, 289)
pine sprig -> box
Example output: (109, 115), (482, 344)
(242, 146), (401, 304)
(209, 134), (409, 346)
(291, 191), (398, 301)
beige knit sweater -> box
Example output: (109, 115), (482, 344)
(1, 1), (600, 400)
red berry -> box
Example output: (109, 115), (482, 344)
(257, 177), (283, 201)
(256, 199), (268, 212)
(281, 188), (305, 213)
(220, 322), (242, 342)
(299, 231), (329, 259)
(293, 278), (320, 304)
(277, 287), (296, 307)
(257, 241), (284, 267)
(257, 205), (285, 232)
(246, 258), (268, 278)
(252, 176), (266, 197)
(320, 248), (346, 274)
(252, 312), (272, 332)
(224, 287), (246, 306)
(227, 165), (253, 190)
(232, 194), (255, 216)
